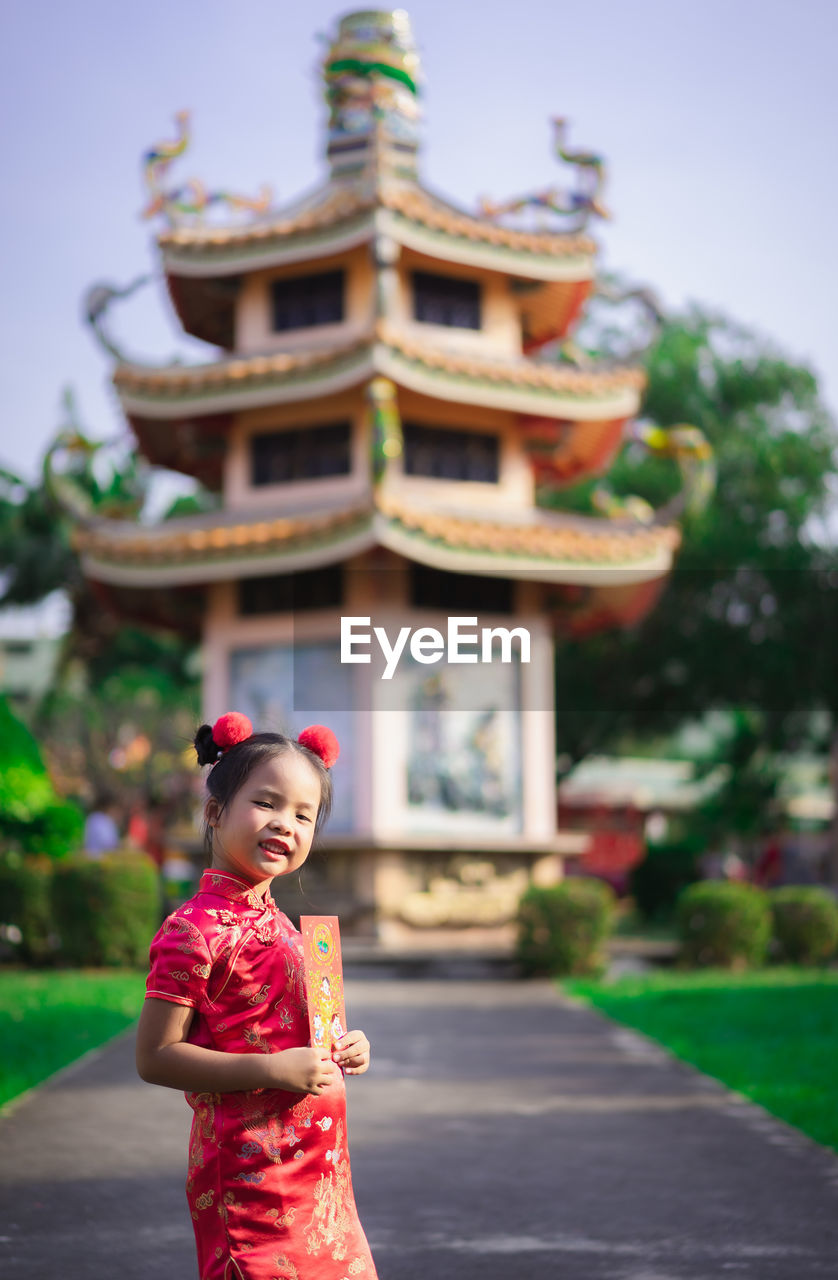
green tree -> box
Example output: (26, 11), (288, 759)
(0, 391), (208, 825)
(0, 695), (83, 856)
(551, 306), (838, 873)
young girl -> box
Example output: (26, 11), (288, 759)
(136, 712), (377, 1280)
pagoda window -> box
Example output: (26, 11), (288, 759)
(251, 422), (352, 485)
(412, 271), (482, 329)
(402, 422), (499, 483)
(239, 566), (343, 615)
(270, 270), (344, 331)
(409, 565), (513, 614)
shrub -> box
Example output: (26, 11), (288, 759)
(52, 852), (162, 967)
(629, 838), (703, 921)
(515, 876), (616, 977)
(0, 851), (56, 963)
(0, 697), (84, 857)
(769, 887), (838, 966)
(676, 881), (771, 969)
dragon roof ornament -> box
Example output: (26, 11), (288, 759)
(140, 109), (272, 228)
(480, 117), (608, 234)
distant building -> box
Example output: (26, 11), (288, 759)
(0, 593), (69, 719)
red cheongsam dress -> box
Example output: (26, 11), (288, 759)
(145, 869), (378, 1280)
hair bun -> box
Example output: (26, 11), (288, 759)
(298, 724), (340, 768)
(213, 712), (253, 750)
(194, 723), (219, 767)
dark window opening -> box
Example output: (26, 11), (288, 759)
(251, 422), (351, 486)
(239, 566), (343, 615)
(270, 270), (344, 331)
(409, 565), (513, 614)
(412, 270), (481, 329)
(402, 422), (499, 483)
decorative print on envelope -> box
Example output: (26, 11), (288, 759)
(300, 916), (347, 1052)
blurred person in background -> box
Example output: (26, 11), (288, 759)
(83, 792), (122, 858)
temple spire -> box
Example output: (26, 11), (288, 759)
(323, 9), (422, 181)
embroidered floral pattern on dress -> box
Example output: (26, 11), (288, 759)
(145, 869), (376, 1280)
(271, 1255), (300, 1280)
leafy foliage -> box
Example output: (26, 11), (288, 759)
(0, 698), (83, 856)
(629, 837), (704, 921)
(676, 881), (772, 968)
(515, 876), (616, 976)
(769, 887), (838, 965)
(0, 854), (55, 962)
(551, 308), (838, 857)
(51, 854), (162, 967)
(0, 398), (206, 828)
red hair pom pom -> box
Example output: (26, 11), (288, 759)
(298, 724), (340, 768)
(213, 711), (253, 751)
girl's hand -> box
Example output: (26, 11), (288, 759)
(272, 1046), (339, 1095)
(332, 1029), (371, 1075)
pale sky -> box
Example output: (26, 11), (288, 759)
(1, 0), (836, 488)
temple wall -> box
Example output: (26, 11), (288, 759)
(204, 578), (557, 847)
(223, 388), (370, 511)
(381, 388), (534, 510)
(395, 248), (522, 358)
(234, 245), (375, 355)
(232, 243), (523, 362)
(222, 385), (535, 513)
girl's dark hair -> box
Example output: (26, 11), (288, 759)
(194, 725), (333, 857)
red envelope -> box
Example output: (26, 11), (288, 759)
(299, 915), (347, 1052)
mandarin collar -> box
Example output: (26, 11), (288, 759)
(199, 869), (278, 913)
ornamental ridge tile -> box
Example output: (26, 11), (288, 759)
(113, 329), (644, 402)
(377, 493), (679, 566)
(156, 181), (595, 262)
(74, 492), (678, 572)
(73, 504), (370, 565)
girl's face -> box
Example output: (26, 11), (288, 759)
(206, 751), (322, 894)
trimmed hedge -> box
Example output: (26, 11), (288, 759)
(0, 851), (162, 967)
(676, 881), (772, 969)
(0, 851), (55, 963)
(516, 876), (616, 977)
(52, 853), (162, 967)
(769, 887), (838, 966)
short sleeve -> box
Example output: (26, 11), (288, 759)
(145, 912), (213, 1009)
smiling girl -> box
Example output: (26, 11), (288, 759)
(135, 713), (377, 1280)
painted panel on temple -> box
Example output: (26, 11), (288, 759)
(401, 658), (523, 835)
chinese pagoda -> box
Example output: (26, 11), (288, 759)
(74, 9), (693, 946)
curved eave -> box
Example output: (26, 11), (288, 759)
(375, 340), (643, 421)
(375, 506), (679, 586)
(114, 339), (644, 424)
(161, 212), (377, 278)
(115, 345), (375, 419)
(76, 511), (376, 588)
(72, 492), (679, 592)
(157, 185), (597, 285)
(376, 207), (595, 283)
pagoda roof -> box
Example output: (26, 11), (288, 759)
(74, 489), (678, 590)
(158, 179), (597, 283)
(114, 324), (644, 425)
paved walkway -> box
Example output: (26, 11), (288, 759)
(2, 976), (838, 1279)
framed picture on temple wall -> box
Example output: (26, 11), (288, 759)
(229, 642), (356, 834)
(396, 655), (523, 835)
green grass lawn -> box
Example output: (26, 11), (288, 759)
(563, 966), (838, 1152)
(0, 969), (147, 1109)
